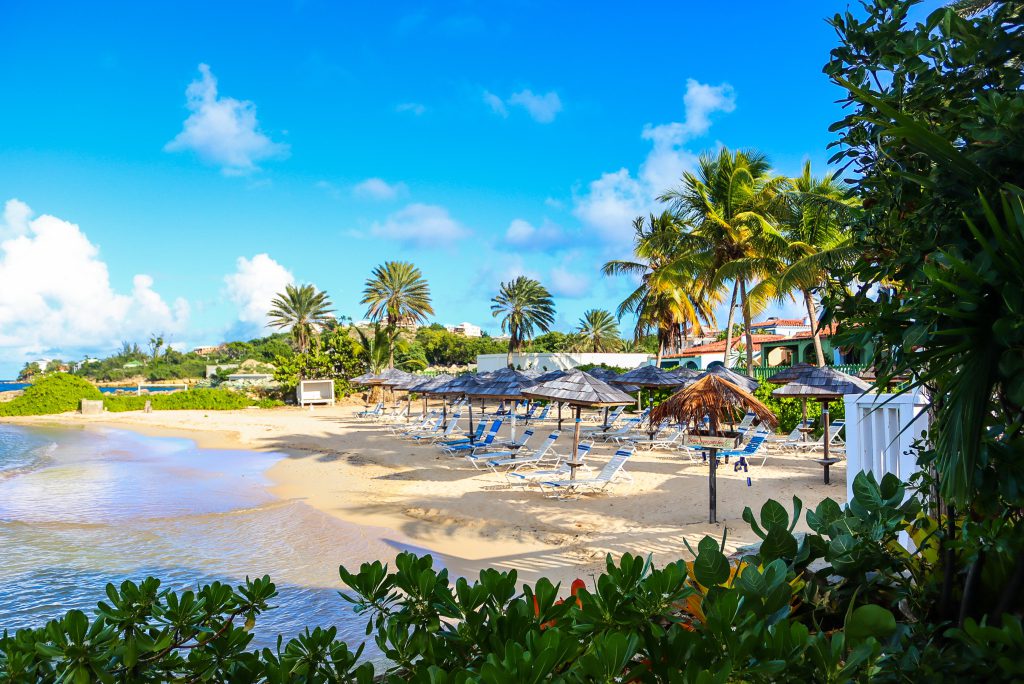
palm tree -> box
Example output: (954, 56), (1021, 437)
(361, 261), (434, 367)
(267, 284), (334, 353)
(353, 324), (392, 374)
(752, 161), (859, 366)
(602, 212), (718, 364)
(573, 309), (620, 352)
(661, 148), (789, 369)
(491, 276), (555, 367)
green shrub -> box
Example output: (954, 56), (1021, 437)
(0, 374), (102, 416)
(254, 397), (284, 409)
(104, 389), (253, 412)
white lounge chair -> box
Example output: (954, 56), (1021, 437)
(795, 420), (846, 452)
(536, 447), (635, 497)
(475, 431), (560, 472)
(505, 441), (593, 485)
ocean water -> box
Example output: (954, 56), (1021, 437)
(0, 425), (417, 655)
(0, 382), (180, 393)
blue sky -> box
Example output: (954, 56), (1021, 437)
(0, 1), (942, 377)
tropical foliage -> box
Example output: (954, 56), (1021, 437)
(104, 389), (254, 412)
(361, 261), (433, 367)
(603, 213), (717, 363)
(661, 148), (789, 369)
(571, 309), (620, 352)
(821, 0), (1024, 632)
(272, 328), (364, 398)
(267, 284), (334, 354)
(491, 276), (555, 367)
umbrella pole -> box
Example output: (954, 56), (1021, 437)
(468, 399), (475, 442)
(571, 405), (582, 481)
(821, 399), (832, 485)
(801, 399), (808, 441)
(558, 402), (563, 431)
(511, 406), (516, 443)
(709, 414), (719, 524)
(443, 399), (448, 429)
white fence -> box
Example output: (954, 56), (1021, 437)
(843, 390), (929, 503)
(476, 352), (654, 373)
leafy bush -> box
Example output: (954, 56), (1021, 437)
(0, 374), (102, 416)
(104, 389), (253, 412)
(254, 397), (285, 409)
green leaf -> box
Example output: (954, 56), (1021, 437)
(760, 499), (789, 531)
(693, 547), (730, 588)
(845, 604), (898, 644)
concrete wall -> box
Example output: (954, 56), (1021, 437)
(476, 352), (654, 372)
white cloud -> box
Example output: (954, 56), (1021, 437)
(483, 90), (507, 117)
(484, 89), (563, 123)
(224, 254), (294, 331)
(572, 169), (650, 247)
(0, 200), (188, 363)
(1, 199), (31, 239)
(165, 64), (289, 175)
(504, 218), (569, 251)
(370, 203), (470, 247)
(507, 89), (562, 123)
(574, 78), (735, 247)
(353, 177), (408, 201)
(548, 266), (590, 298)
(396, 102), (426, 115)
(544, 197), (565, 210)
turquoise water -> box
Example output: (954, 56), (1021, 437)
(0, 425), (412, 652)
(0, 382), (180, 393)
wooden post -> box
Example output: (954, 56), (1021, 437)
(821, 399), (831, 484)
(468, 400), (475, 442)
(557, 402), (563, 431)
(570, 405), (582, 481)
(709, 414), (719, 524)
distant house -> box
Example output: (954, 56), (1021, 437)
(192, 345), (225, 357)
(661, 335), (786, 370)
(758, 324), (870, 366)
(445, 322), (483, 337)
(749, 317), (811, 337)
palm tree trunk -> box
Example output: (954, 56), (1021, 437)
(506, 329), (515, 368)
(723, 282), (738, 368)
(740, 279), (754, 369)
(804, 289), (826, 367)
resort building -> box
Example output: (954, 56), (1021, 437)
(660, 335), (785, 370)
(477, 352), (655, 373)
(444, 322), (483, 337)
(749, 317), (811, 337)
(191, 345), (225, 357)
(758, 324), (870, 366)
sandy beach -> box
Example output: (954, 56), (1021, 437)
(3, 406), (845, 586)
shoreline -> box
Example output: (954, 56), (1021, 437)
(1, 407), (847, 587)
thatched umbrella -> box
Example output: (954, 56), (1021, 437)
(465, 368), (537, 441)
(611, 365), (686, 436)
(523, 370), (634, 480)
(652, 374), (778, 524)
(772, 367), (870, 484)
(699, 361), (759, 392)
(351, 371), (381, 384)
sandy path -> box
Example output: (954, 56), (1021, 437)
(3, 406), (845, 586)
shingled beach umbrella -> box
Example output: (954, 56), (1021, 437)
(772, 366), (870, 484)
(532, 369), (570, 429)
(466, 368), (537, 442)
(652, 374), (778, 523)
(432, 372), (484, 428)
(391, 372), (428, 422)
(409, 373), (453, 420)
(766, 363), (817, 432)
(523, 370), (635, 480)
(611, 365), (687, 437)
